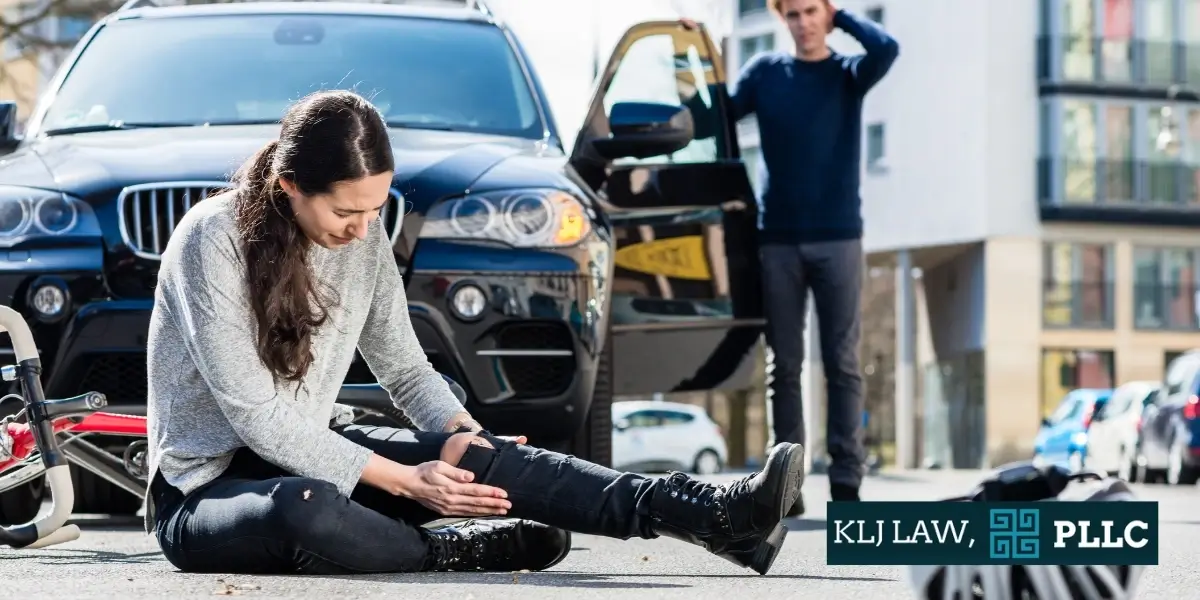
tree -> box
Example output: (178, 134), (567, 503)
(0, 0), (242, 117)
(0, 0), (124, 113)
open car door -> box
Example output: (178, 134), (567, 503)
(570, 21), (764, 397)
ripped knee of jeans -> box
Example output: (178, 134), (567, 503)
(440, 431), (496, 467)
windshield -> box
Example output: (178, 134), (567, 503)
(38, 13), (544, 138)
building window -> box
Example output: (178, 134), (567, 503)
(1040, 96), (1200, 208)
(866, 6), (885, 24)
(1146, 0), (1176, 85)
(1042, 241), (1114, 328)
(1039, 0), (1200, 86)
(1100, 0), (1134, 82)
(1040, 348), (1116, 419)
(738, 33), (775, 68)
(739, 0), (769, 17)
(1132, 246), (1200, 329)
(866, 123), (885, 171)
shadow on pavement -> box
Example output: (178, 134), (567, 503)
(334, 572), (690, 589)
(549, 570), (894, 583)
(0, 548), (163, 565)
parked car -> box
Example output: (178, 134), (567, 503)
(0, 0), (764, 522)
(1032, 388), (1112, 471)
(1083, 380), (1159, 481)
(611, 400), (727, 475)
(1136, 350), (1200, 485)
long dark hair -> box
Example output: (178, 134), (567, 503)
(231, 90), (394, 383)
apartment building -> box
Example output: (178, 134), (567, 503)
(727, 0), (1200, 469)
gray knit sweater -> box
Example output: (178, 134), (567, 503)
(143, 191), (465, 527)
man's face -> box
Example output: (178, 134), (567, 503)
(779, 0), (830, 56)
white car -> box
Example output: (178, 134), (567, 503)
(611, 400), (728, 475)
(1085, 379), (1160, 481)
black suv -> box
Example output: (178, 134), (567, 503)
(0, 0), (764, 521)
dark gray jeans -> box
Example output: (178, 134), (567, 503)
(760, 239), (866, 489)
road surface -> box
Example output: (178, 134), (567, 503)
(1, 469), (1193, 599)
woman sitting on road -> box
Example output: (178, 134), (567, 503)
(144, 89), (804, 576)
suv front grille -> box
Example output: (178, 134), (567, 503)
(118, 181), (405, 259)
(119, 181), (228, 259)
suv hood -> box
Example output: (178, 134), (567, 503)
(0, 124), (552, 204)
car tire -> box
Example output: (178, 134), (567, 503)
(0, 477), (44, 526)
(693, 449), (723, 475)
(0, 399), (45, 526)
(69, 463), (142, 515)
(1167, 436), (1200, 486)
(568, 333), (613, 468)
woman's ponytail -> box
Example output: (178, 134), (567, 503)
(232, 138), (330, 384)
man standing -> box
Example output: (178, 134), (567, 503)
(690, 0), (898, 515)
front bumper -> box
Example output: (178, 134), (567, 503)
(4, 248), (608, 444)
(387, 267), (603, 441)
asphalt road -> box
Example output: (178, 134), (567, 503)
(1, 468), (1194, 599)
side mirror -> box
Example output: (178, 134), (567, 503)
(0, 102), (19, 154)
(592, 101), (693, 161)
(1040, 417), (1052, 428)
(613, 418), (629, 432)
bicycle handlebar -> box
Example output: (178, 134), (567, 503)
(0, 304), (82, 549)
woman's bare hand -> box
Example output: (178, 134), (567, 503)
(399, 460), (512, 517)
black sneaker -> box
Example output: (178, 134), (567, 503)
(423, 518), (571, 572)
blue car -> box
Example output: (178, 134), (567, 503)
(1033, 388), (1113, 471)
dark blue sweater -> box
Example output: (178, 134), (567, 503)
(730, 10), (899, 244)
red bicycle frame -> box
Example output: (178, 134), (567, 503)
(1, 411), (148, 475)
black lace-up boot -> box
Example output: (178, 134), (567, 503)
(456, 432), (805, 576)
(643, 441), (805, 574)
(421, 518), (572, 572)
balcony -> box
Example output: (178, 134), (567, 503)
(1133, 282), (1200, 330)
(1037, 157), (1200, 225)
(1036, 35), (1200, 99)
(1043, 280), (1115, 329)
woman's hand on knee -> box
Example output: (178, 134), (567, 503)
(398, 460), (512, 517)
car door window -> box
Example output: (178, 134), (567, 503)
(1048, 395), (1081, 424)
(623, 410), (663, 428)
(1098, 389), (1131, 419)
(1142, 389), (1159, 409)
(1164, 355), (1198, 400)
(602, 30), (723, 166)
(653, 410), (696, 427)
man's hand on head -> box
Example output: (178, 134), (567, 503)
(825, 1), (837, 33)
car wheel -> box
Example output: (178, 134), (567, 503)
(0, 401), (45, 525)
(1166, 436), (1200, 486)
(0, 476), (44, 526)
(70, 463), (142, 515)
(693, 449), (722, 475)
(568, 332), (613, 468)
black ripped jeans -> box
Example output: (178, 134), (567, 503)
(150, 424), (657, 574)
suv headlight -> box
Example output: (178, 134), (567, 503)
(419, 188), (591, 248)
(0, 186), (101, 247)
